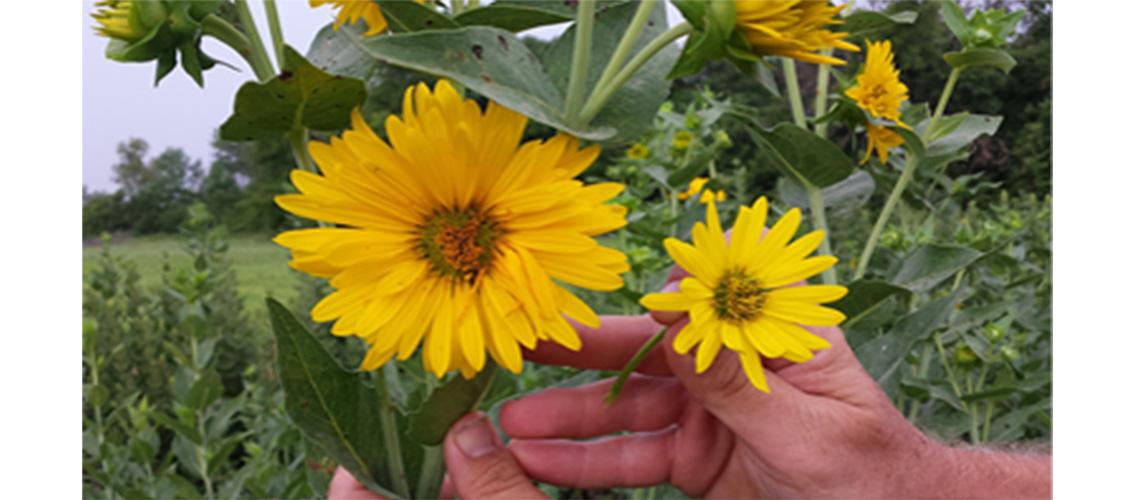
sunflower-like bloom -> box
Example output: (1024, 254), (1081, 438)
(92, 0), (145, 41)
(311, 0), (388, 36)
(677, 177), (725, 203)
(672, 130), (694, 150)
(274, 81), (629, 379)
(845, 40), (910, 163)
(626, 143), (649, 160)
(640, 197), (847, 392)
(734, 0), (859, 65)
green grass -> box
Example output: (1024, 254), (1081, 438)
(83, 234), (300, 312)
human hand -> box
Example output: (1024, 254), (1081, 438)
(329, 412), (543, 499)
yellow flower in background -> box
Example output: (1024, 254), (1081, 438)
(863, 123), (904, 165)
(672, 130), (694, 150)
(640, 197), (847, 392)
(311, 0), (389, 36)
(734, 0), (859, 65)
(845, 40), (910, 163)
(626, 143), (650, 160)
(92, 1), (144, 41)
(274, 81), (629, 379)
(677, 177), (726, 202)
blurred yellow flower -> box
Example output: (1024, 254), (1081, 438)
(92, 0), (145, 41)
(311, 0), (389, 36)
(641, 197), (847, 392)
(845, 40), (910, 163)
(677, 177), (726, 202)
(274, 81), (629, 379)
(672, 130), (694, 150)
(734, 0), (859, 65)
(626, 143), (650, 159)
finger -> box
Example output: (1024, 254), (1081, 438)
(524, 315), (671, 375)
(500, 375), (687, 439)
(443, 412), (544, 499)
(439, 476), (455, 500)
(328, 467), (383, 500)
(510, 431), (675, 489)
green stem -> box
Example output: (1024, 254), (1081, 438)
(201, 14), (270, 80)
(591, 0), (657, 105)
(288, 128), (318, 174)
(933, 332), (968, 412)
(806, 184), (836, 284)
(580, 22), (693, 123)
(927, 67), (962, 136)
(982, 401), (994, 442)
(781, 58), (808, 129)
(375, 368), (412, 498)
(853, 154), (920, 280)
(813, 50), (834, 138)
(606, 326), (668, 404)
(907, 343), (934, 422)
(563, 0), (597, 124)
(415, 446), (445, 499)
(263, 0), (286, 66)
(451, 0), (466, 15)
(234, 0), (277, 79)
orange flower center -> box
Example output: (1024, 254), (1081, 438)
(714, 268), (766, 322)
(419, 207), (501, 284)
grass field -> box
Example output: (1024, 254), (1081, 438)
(83, 233), (300, 312)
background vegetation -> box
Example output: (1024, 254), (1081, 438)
(83, 1), (1051, 498)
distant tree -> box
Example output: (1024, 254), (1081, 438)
(208, 131), (295, 232)
(111, 138), (150, 198)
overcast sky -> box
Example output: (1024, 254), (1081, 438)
(84, 2), (685, 192)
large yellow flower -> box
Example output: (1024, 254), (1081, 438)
(734, 0), (859, 65)
(845, 40), (910, 163)
(641, 197), (847, 392)
(310, 0), (388, 36)
(274, 81), (629, 379)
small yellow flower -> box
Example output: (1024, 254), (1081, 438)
(734, 0), (860, 65)
(626, 143), (650, 160)
(311, 0), (389, 36)
(92, 0), (145, 41)
(863, 123), (904, 165)
(845, 40), (910, 163)
(274, 81), (629, 379)
(672, 130), (694, 150)
(641, 197), (847, 392)
(677, 177), (726, 202)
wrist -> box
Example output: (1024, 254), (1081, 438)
(886, 437), (1052, 498)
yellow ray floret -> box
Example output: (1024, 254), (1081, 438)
(640, 197), (847, 392)
(734, 0), (860, 65)
(275, 80), (629, 379)
(310, 0), (389, 36)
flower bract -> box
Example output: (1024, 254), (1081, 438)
(274, 81), (629, 379)
(640, 197), (847, 392)
(734, 0), (859, 65)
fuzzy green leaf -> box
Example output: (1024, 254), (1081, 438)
(408, 367), (498, 446)
(944, 47), (1017, 74)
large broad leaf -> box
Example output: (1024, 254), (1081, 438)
(891, 244), (982, 292)
(944, 47), (1017, 74)
(740, 120), (855, 188)
(539, 1), (679, 143)
(220, 46), (366, 141)
(831, 280), (911, 329)
(455, 0), (580, 32)
(267, 299), (400, 498)
(407, 367), (498, 446)
(842, 10), (918, 39)
(940, 0), (971, 43)
(856, 291), (962, 389)
(777, 170), (875, 216)
(349, 26), (615, 140)
(307, 24), (375, 80)
(376, 0), (460, 32)
(925, 114), (1002, 158)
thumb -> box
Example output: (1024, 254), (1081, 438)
(443, 412), (544, 499)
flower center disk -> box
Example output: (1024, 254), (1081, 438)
(419, 207), (501, 284)
(713, 268), (766, 323)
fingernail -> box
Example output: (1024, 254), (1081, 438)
(455, 415), (497, 459)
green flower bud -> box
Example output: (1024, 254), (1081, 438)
(1000, 346), (1020, 361)
(954, 344), (977, 365)
(713, 130), (733, 148)
(983, 323), (1006, 342)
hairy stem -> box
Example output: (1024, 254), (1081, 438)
(854, 153), (919, 280)
(927, 67), (962, 136)
(607, 326), (668, 404)
(781, 58), (808, 129)
(263, 0), (286, 66)
(415, 446), (445, 499)
(813, 50), (834, 138)
(233, 0), (277, 80)
(201, 14), (271, 80)
(375, 367), (412, 498)
(579, 22), (693, 123)
(807, 184), (837, 284)
(564, 0), (597, 124)
(591, 0), (658, 105)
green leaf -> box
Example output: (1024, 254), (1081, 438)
(220, 46), (367, 141)
(961, 386), (1018, 403)
(842, 10), (918, 38)
(940, 0), (971, 44)
(891, 244), (982, 292)
(738, 120), (854, 188)
(944, 47), (1017, 74)
(349, 26), (614, 141)
(307, 24), (375, 80)
(777, 170), (875, 216)
(267, 298), (402, 499)
(376, 0), (460, 33)
(925, 114), (1002, 158)
(408, 367), (498, 446)
(455, 0), (578, 32)
(830, 280), (911, 329)
(186, 370), (223, 410)
(856, 291), (961, 388)
(539, 1), (679, 142)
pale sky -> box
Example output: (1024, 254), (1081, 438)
(83, 2), (681, 192)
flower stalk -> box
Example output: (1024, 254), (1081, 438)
(375, 368), (412, 498)
(579, 22), (693, 124)
(591, 0), (658, 107)
(813, 50), (834, 138)
(233, 0), (277, 80)
(263, 0), (286, 66)
(564, 0), (598, 125)
(607, 326), (668, 404)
